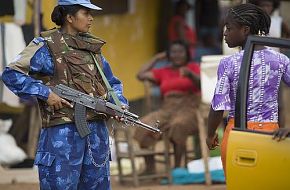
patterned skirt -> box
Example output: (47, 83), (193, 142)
(134, 93), (200, 148)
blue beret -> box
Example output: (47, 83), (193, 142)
(58, 0), (102, 10)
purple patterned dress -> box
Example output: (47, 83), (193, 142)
(211, 48), (290, 122)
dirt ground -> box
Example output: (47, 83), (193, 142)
(0, 174), (226, 190)
(0, 184), (226, 190)
(0, 181), (226, 190)
(0, 176), (227, 190)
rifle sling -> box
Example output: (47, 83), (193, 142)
(90, 53), (122, 107)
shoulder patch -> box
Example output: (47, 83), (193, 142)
(32, 37), (45, 45)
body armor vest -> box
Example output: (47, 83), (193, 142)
(39, 29), (108, 127)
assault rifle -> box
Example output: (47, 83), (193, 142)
(52, 84), (161, 138)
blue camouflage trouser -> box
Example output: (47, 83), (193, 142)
(34, 121), (111, 190)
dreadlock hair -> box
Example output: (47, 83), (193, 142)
(227, 3), (271, 36)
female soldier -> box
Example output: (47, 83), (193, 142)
(206, 3), (290, 175)
(134, 40), (201, 174)
(2, 0), (128, 189)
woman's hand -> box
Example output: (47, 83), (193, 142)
(179, 66), (192, 78)
(137, 52), (167, 82)
(153, 51), (167, 61)
(206, 133), (219, 150)
(180, 66), (201, 88)
(273, 128), (290, 141)
(47, 91), (73, 112)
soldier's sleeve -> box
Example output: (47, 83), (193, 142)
(2, 37), (54, 101)
(101, 56), (128, 106)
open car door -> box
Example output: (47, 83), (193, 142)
(226, 36), (290, 190)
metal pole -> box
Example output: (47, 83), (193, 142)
(33, 0), (41, 36)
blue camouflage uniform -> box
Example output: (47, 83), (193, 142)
(2, 37), (128, 190)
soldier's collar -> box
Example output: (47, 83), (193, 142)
(63, 32), (106, 53)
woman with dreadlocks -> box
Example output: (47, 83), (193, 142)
(206, 3), (290, 175)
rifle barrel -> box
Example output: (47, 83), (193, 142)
(127, 117), (161, 133)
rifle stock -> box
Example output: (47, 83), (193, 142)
(52, 84), (161, 138)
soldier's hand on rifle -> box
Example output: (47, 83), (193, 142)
(113, 105), (127, 122)
(47, 91), (73, 111)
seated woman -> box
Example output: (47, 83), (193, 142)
(134, 40), (201, 174)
